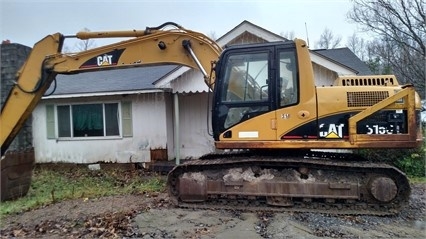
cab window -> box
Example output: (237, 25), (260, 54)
(279, 51), (298, 107)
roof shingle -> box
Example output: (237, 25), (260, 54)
(313, 48), (372, 75)
(48, 65), (177, 96)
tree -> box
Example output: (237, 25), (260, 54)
(346, 33), (367, 61)
(75, 27), (96, 51)
(348, 0), (425, 98)
(359, 38), (394, 75)
(315, 28), (342, 49)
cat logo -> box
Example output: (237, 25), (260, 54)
(319, 123), (344, 138)
(79, 49), (124, 69)
(97, 54), (113, 66)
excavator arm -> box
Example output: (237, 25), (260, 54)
(0, 22), (222, 155)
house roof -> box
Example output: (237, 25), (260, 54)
(313, 48), (372, 75)
(309, 51), (357, 75)
(45, 65), (177, 98)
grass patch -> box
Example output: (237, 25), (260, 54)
(409, 177), (426, 184)
(0, 165), (166, 216)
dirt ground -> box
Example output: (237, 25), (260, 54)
(1, 175), (425, 239)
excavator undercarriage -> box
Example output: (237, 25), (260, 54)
(167, 151), (411, 215)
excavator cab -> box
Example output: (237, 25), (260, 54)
(213, 41), (301, 141)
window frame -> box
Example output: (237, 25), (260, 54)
(277, 49), (299, 108)
(212, 48), (274, 134)
(55, 101), (123, 140)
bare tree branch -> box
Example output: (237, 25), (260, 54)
(346, 33), (367, 61)
(75, 27), (96, 51)
(315, 28), (342, 49)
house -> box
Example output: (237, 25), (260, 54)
(31, 21), (367, 164)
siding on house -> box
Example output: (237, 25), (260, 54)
(312, 63), (339, 86)
(178, 93), (215, 158)
(226, 31), (269, 46)
(168, 69), (208, 93)
(33, 92), (173, 163)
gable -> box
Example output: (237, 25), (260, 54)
(217, 20), (286, 47)
(226, 31), (268, 46)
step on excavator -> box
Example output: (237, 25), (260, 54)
(1, 22), (423, 214)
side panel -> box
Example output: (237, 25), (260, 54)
(282, 110), (410, 140)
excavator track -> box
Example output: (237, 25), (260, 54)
(167, 151), (410, 215)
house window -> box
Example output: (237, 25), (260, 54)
(57, 103), (120, 138)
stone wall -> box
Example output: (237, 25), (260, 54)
(1, 43), (32, 151)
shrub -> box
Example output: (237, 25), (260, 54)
(394, 151), (425, 177)
(355, 133), (425, 177)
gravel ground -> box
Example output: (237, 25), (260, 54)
(1, 179), (425, 238)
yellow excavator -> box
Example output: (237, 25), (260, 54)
(0, 22), (423, 214)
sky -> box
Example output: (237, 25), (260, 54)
(1, 0), (365, 50)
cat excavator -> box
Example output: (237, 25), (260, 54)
(1, 22), (423, 214)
